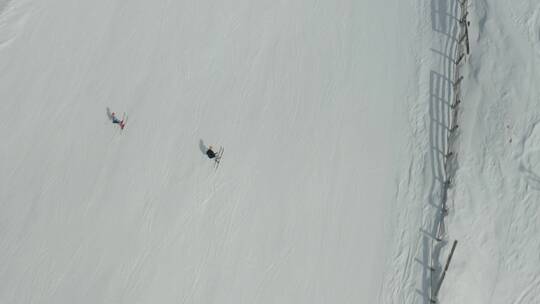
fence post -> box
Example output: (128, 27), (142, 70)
(453, 76), (464, 89)
(460, 0), (471, 54)
(455, 53), (465, 65)
(464, 22), (470, 54)
(459, 11), (469, 24)
(431, 240), (458, 302)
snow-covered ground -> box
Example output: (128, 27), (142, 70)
(0, 0), (417, 303)
(440, 0), (540, 303)
(1, 0), (539, 303)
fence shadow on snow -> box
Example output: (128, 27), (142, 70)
(420, 0), (470, 303)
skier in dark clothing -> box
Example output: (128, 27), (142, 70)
(206, 146), (217, 159)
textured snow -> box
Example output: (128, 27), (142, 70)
(439, 0), (540, 303)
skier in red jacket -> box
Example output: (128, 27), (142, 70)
(111, 112), (126, 129)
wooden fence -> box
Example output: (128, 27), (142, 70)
(430, 0), (470, 302)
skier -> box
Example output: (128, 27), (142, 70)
(206, 146), (217, 159)
(111, 112), (121, 124)
(206, 145), (224, 169)
(111, 112), (126, 129)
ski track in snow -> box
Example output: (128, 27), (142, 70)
(0, 0), (30, 50)
(519, 123), (540, 190)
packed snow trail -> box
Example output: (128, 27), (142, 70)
(0, 0), (422, 303)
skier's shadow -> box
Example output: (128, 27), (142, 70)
(199, 139), (208, 155)
(106, 107), (113, 121)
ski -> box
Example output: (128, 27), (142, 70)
(214, 146), (224, 169)
(120, 113), (128, 130)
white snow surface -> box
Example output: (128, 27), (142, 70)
(439, 0), (540, 303)
(1, 0), (539, 303)
(0, 0), (415, 303)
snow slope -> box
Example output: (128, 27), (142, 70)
(4, 0), (537, 303)
(380, 0), (540, 302)
(440, 0), (540, 303)
(0, 0), (420, 303)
